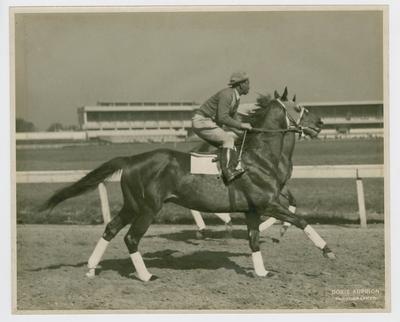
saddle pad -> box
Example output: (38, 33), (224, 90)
(190, 152), (220, 175)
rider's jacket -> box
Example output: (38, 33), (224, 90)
(194, 88), (242, 129)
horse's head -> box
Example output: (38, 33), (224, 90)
(254, 87), (323, 138)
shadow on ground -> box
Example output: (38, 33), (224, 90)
(104, 249), (254, 277)
(149, 229), (277, 245)
(28, 249), (254, 278)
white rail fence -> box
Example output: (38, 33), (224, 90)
(16, 164), (384, 228)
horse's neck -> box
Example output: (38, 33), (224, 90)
(243, 104), (289, 165)
(282, 132), (296, 161)
(244, 132), (285, 168)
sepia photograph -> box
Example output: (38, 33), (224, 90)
(9, 4), (391, 315)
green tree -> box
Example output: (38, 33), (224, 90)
(47, 123), (64, 132)
(16, 118), (36, 132)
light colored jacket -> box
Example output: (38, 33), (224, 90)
(196, 88), (242, 129)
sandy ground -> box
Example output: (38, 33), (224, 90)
(15, 224), (386, 312)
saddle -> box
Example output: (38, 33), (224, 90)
(190, 149), (242, 175)
(190, 152), (220, 175)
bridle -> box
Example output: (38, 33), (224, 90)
(237, 99), (307, 164)
(250, 98), (307, 135)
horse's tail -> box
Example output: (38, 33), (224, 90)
(39, 156), (129, 212)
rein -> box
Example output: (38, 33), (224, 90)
(236, 99), (304, 162)
(250, 127), (302, 134)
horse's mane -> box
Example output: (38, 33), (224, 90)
(242, 93), (273, 127)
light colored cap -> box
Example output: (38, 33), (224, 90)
(228, 71), (249, 86)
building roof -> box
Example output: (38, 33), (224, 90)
(80, 100), (383, 113)
(302, 100), (383, 107)
(82, 105), (197, 112)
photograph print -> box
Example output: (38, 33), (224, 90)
(12, 6), (388, 312)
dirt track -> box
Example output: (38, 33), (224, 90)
(16, 224), (386, 312)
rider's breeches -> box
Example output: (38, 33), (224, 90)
(192, 114), (238, 149)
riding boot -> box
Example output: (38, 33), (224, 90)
(221, 148), (245, 183)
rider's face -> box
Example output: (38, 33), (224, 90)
(239, 80), (250, 95)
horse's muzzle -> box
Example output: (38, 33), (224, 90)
(303, 126), (321, 138)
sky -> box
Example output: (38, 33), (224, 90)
(14, 8), (384, 130)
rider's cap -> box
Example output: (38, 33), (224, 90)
(228, 71), (249, 86)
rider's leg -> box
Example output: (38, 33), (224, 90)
(192, 117), (243, 182)
(220, 146), (245, 182)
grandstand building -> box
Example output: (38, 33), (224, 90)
(77, 100), (384, 142)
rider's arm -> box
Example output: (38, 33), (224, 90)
(216, 91), (243, 129)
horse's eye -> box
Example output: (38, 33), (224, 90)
(294, 105), (301, 113)
(304, 108), (309, 114)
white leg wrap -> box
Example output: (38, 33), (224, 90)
(130, 252), (152, 282)
(88, 237), (109, 269)
(259, 217), (277, 232)
(191, 210), (206, 230)
(215, 213), (231, 224)
(252, 251), (269, 277)
(304, 225), (327, 249)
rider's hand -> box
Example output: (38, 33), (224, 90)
(240, 123), (253, 130)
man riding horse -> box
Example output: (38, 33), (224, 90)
(192, 71), (253, 183)
(41, 86), (334, 282)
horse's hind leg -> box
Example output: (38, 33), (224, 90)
(266, 202), (336, 259)
(215, 213), (233, 237)
(86, 205), (132, 277)
(191, 210), (232, 239)
(124, 211), (157, 282)
(191, 210), (207, 238)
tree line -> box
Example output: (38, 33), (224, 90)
(16, 118), (79, 132)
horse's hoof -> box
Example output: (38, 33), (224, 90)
(254, 270), (274, 278)
(254, 271), (275, 278)
(325, 252), (336, 259)
(86, 269), (96, 278)
(196, 229), (206, 239)
(322, 246), (336, 259)
(149, 275), (159, 281)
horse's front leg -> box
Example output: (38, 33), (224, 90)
(245, 211), (274, 277)
(279, 188), (297, 237)
(266, 202), (336, 259)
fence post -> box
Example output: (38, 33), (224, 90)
(356, 170), (367, 228)
(98, 183), (111, 224)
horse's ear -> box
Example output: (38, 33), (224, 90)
(281, 86), (288, 100)
(274, 90), (280, 99)
(293, 94), (296, 102)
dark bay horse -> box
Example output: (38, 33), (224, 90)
(41, 88), (334, 281)
(190, 91), (306, 240)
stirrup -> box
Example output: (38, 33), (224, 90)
(224, 168), (245, 183)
